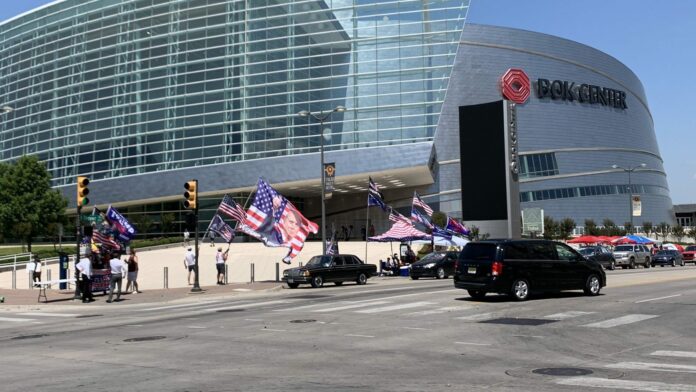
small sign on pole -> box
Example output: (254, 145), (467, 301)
(324, 162), (335, 200)
(522, 208), (544, 237)
(632, 195), (641, 217)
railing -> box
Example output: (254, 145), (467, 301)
(0, 253), (76, 289)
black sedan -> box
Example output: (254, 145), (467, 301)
(283, 254), (377, 288)
(409, 251), (458, 280)
(651, 250), (685, 267)
(578, 246), (616, 270)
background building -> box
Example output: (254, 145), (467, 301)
(0, 0), (673, 238)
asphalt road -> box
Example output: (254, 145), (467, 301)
(1, 268), (696, 392)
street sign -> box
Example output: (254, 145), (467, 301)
(80, 214), (103, 224)
(522, 208), (544, 236)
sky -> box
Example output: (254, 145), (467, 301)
(1, 1), (694, 204)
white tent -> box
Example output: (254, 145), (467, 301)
(412, 236), (469, 247)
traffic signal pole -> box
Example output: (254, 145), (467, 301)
(73, 205), (82, 299)
(185, 179), (202, 293)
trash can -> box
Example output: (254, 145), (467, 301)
(58, 252), (69, 289)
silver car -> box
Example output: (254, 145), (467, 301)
(612, 244), (652, 269)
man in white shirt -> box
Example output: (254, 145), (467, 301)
(107, 253), (128, 303)
(184, 247), (196, 285)
(215, 247), (228, 285)
(26, 258), (36, 287)
(76, 255), (94, 303)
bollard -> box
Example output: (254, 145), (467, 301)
(299, 262), (303, 268)
(164, 266), (168, 289)
(47, 270), (51, 289)
(275, 262), (279, 282)
(250, 263), (255, 283)
(12, 269), (16, 289)
(225, 264), (229, 285)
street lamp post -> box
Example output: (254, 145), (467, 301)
(298, 106), (346, 255)
(612, 163), (646, 234)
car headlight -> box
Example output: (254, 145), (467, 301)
(423, 263), (436, 268)
(303, 270), (310, 277)
(283, 271), (289, 277)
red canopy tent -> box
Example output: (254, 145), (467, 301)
(567, 235), (601, 244)
(368, 221), (431, 242)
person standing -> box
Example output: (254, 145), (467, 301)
(184, 247), (196, 285)
(125, 248), (140, 294)
(107, 253), (127, 303)
(32, 254), (42, 286)
(26, 257), (37, 287)
(208, 230), (216, 247)
(215, 247), (228, 285)
(183, 229), (190, 247)
(76, 255), (94, 303)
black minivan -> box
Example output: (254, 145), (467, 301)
(453, 239), (606, 301)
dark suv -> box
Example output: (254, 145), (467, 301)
(453, 239), (606, 301)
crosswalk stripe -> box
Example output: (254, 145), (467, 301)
(544, 311), (595, 320)
(17, 312), (79, 318)
(355, 301), (433, 314)
(140, 301), (221, 312)
(0, 317), (36, 322)
(312, 301), (390, 313)
(651, 350), (696, 359)
(408, 305), (471, 316)
(274, 301), (350, 312)
(583, 314), (658, 328)
(206, 300), (289, 312)
(456, 312), (495, 321)
(556, 376), (696, 392)
(607, 361), (696, 374)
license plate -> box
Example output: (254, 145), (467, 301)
(287, 278), (294, 284)
(467, 267), (476, 274)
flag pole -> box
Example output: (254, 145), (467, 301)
(365, 203), (369, 263)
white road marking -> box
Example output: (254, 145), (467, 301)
(635, 294), (682, 303)
(233, 289), (252, 292)
(274, 301), (350, 312)
(556, 376), (696, 392)
(651, 350), (696, 359)
(402, 327), (430, 331)
(583, 314), (658, 328)
(607, 361), (696, 374)
(187, 326), (206, 329)
(0, 317), (36, 322)
(455, 341), (492, 346)
(140, 301), (220, 311)
(456, 312), (495, 321)
(376, 289), (460, 301)
(345, 334), (374, 338)
(244, 319), (263, 322)
(312, 301), (390, 313)
(206, 300), (289, 312)
(544, 311), (595, 320)
(17, 312), (79, 318)
(125, 324), (143, 327)
(260, 328), (286, 332)
(407, 305), (471, 316)
(355, 301), (433, 314)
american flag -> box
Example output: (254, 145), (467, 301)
(411, 208), (433, 229)
(209, 214), (235, 243)
(412, 192), (433, 216)
(326, 231), (339, 255)
(446, 217), (471, 236)
(219, 194), (246, 223)
(243, 178), (318, 263)
(432, 225), (452, 240)
(92, 230), (120, 250)
(388, 208), (411, 225)
(367, 177), (387, 211)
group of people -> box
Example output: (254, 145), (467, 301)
(379, 246), (417, 276)
(76, 248), (140, 304)
(183, 246), (229, 286)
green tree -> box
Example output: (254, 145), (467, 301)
(658, 222), (670, 241)
(0, 156), (68, 251)
(431, 211), (447, 229)
(624, 222), (633, 235)
(584, 219), (599, 236)
(689, 227), (696, 244)
(130, 214), (153, 237)
(470, 225), (480, 241)
(543, 216), (558, 239)
(672, 225), (685, 243)
(161, 213), (176, 236)
(642, 221), (653, 239)
(558, 218), (576, 240)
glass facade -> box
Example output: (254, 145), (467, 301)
(0, 0), (469, 187)
(519, 153), (559, 179)
(519, 183), (671, 203)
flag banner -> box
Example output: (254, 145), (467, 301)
(388, 208), (411, 225)
(105, 206), (137, 242)
(432, 225), (452, 240)
(92, 230), (121, 251)
(238, 178), (319, 264)
(219, 194), (247, 223)
(324, 162), (335, 200)
(367, 177), (387, 211)
(209, 214), (235, 243)
(632, 195), (641, 217)
(412, 192), (434, 216)
(445, 217), (471, 236)
(326, 230), (339, 255)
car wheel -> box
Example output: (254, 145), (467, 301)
(608, 260), (616, 270)
(511, 278), (530, 301)
(436, 267), (446, 279)
(410, 276), (419, 280)
(334, 281), (343, 286)
(583, 274), (601, 296)
(287, 283), (299, 289)
(629, 258), (636, 269)
(467, 290), (486, 299)
(644, 257), (651, 268)
(310, 275), (324, 288)
(356, 273), (367, 285)
(681, 260), (685, 267)
(671, 259), (676, 267)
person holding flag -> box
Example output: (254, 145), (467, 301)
(215, 247), (229, 285)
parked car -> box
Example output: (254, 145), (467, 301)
(612, 244), (652, 269)
(282, 254), (377, 288)
(682, 245), (696, 264)
(651, 250), (685, 267)
(453, 239), (606, 301)
(578, 246), (616, 270)
(409, 251), (459, 280)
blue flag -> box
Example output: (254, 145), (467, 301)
(367, 177), (387, 211)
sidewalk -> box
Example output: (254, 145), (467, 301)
(0, 281), (283, 307)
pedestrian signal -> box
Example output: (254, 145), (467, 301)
(183, 180), (197, 209)
(77, 176), (90, 207)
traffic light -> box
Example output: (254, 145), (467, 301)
(183, 180), (197, 209)
(77, 176), (90, 207)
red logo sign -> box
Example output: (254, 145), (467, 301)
(500, 68), (530, 104)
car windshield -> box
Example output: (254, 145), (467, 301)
(461, 243), (498, 260)
(578, 248), (595, 255)
(416, 253), (444, 263)
(614, 245), (633, 252)
(687, 246), (696, 251)
(306, 256), (332, 268)
(656, 250), (673, 256)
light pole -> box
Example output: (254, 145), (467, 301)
(1, 106), (13, 115)
(612, 163), (646, 234)
(298, 105), (346, 255)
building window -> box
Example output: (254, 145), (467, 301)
(519, 153), (559, 179)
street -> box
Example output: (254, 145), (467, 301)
(1, 268), (696, 392)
